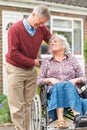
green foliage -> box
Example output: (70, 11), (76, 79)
(84, 37), (87, 61)
(0, 95), (12, 124)
(0, 95), (6, 103)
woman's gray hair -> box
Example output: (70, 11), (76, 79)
(49, 33), (71, 55)
(33, 5), (50, 19)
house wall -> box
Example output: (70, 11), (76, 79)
(0, 9), (3, 94)
(51, 11), (87, 37)
(0, 4), (87, 94)
(84, 18), (87, 77)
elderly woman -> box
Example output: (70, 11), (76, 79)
(37, 34), (87, 128)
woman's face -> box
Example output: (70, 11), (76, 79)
(49, 38), (64, 53)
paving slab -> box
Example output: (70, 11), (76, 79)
(49, 119), (87, 130)
(0, 124), (15, 130)
(0, 119), (87, 130)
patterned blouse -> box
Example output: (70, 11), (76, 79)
(37, 55), (85, 92)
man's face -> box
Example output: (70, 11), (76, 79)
(32, 13), (48, 29)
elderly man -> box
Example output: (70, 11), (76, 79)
(6, 5), (51, 130)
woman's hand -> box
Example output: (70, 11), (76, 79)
(69, 78), (82, 84)
(43, 78), (60, 85)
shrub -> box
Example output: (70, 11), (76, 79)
(0, 95), (12, 124)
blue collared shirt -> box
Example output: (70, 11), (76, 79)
(23, 19), (36, 36)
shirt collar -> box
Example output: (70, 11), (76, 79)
(49, 54), (70, 61)
(23, 18), (36, 36)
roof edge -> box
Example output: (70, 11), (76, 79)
(0, 0), (87, 15)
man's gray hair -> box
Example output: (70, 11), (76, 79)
(49, 33), (71, 55)
(33, 5), (50, 19)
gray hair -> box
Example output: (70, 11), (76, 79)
(33, 5), (50, 19)
(49, 33), (71, 55)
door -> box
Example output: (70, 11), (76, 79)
(2, 11), (23, 95)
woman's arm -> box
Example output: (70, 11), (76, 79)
(69, 56), (86, 85)
(37, 59), (60, 85)
(69, 77), (83, 85)
(43, 78), (60, 85)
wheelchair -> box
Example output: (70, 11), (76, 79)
(30, 81), (87, 130)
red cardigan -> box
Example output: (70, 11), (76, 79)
(6, 20), (51, 69)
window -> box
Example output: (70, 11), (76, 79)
(74, 21), (82, 55)
(50, 16), (83, 57)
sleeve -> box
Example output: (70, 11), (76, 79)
(37, 59), (48, 85)
(72, 56), (84, 78)
(8, 26), (34, 68)
(41, 25), (52, 43)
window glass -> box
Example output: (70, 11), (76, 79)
(53, 19), (72, 28)
(74, 21), (81, 54)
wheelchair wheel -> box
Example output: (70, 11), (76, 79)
(30, 94), (42, 130)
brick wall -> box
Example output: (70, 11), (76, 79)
(50, 11), (87, 40)
(84, 18), (87, 77)
(0, 5), (87, 94)
(0, 10), (3, 94)
(85, 62), (87, 77)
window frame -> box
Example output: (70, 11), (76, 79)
(50, 15), (84, 58)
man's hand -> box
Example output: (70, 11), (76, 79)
(34, 59), (42, 67)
